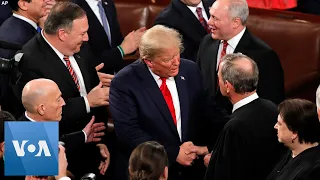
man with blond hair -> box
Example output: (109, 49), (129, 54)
(110, 25), (228, 180)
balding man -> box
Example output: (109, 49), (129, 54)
(197, 0), (284, 114)
(20, 78), (108, 159)
(204, 53), (285, 180)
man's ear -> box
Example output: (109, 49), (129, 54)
(161, 166), (168, 180)
(17, 0), (29, 11)
(144, 59), (153, 68)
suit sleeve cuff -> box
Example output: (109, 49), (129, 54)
(83, 96), (90, 113)
(117, 46), (124, 58)
(82, 130), (87, 143)
(58, 177), (71, 180)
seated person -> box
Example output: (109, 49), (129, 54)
(267, 99), (320, 180)
(129, 141), (168, 180)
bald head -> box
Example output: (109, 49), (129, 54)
(219, 53), (259, 94)
(22, 79), (65, 121)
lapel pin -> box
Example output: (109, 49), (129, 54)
(104, 1), (108, 5)
(180, 76), (185, 80)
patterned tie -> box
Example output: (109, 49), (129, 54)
(196, 7), (210, 33)
(218, 41), (228, 68)
(98, 1), (112, 45)
(63, 56), (80, 90)
(160, 78), (177, 126)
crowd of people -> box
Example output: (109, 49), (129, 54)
(0, 0), (319, 180)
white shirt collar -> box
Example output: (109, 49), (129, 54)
(186, 1), (205, 14)
(232, 92), (259, 113)
(13, 13), (37, 30)
(25, 111), (37, 122)
(224, 27), (246, 50)
(148, 67), (174, 85)
(41, 30), (66, 60)
(85, 0), (100, 7)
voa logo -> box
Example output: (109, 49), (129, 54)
(12, 140), (51, 157)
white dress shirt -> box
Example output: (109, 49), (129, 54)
(186, 1), (209, 22)
(232, 92), (259, 113)
(25, 112), (87, 142)
(12, 13), (37, 30)
(216, 27), (246, 70)
(149, 68), (182, 140)
(85, 0), (112, 39)
(41, 31), (90, 113)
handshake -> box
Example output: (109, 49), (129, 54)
(176, 141), (211, 167)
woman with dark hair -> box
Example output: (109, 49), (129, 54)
(129, 141), (168, 180)
(267, 99), (320, 180)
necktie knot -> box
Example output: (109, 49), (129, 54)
(63, 55), (70, 61)
(196, 7), (202, 14)
(195, 7), (210, 33)
(222, 40), (228, 49)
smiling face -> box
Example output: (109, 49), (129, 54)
(60, 16), (89, 56)
(207, 0), (235, 40)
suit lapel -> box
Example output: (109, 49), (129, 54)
(36, 35), (80, 93)
(204, 39), (220, 95)
(74, 53), (91, 93)
(174, 70), (189, 142)
(234, 29), (251, 54)
(172, 0), (208, 42)
(134, 61), (180, 139)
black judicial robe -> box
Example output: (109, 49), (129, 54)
(204, 98), (285, 180)
(266, 145), (320, 180)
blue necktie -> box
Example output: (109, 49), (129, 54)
(98, 1), (112, 45)
(37, 26), (41, 33)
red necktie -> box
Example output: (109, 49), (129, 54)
(63, 56), (80, 90)
(218, 41), (228, 68)
(196, 7), (210, 33)
(160, 78), (177, 126)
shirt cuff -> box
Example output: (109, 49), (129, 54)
(82, 130), (87, 143)
(117, 46), (124, 58)
(58, 177), (71, 180)
(83, 96), (90, 113)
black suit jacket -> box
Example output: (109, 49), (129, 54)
(204, 98), (286, 180)
(74, 0), (125, 74)
(110, 59), (228, 180)
(0, 16), (37, 119)
(197, 29), (285, 113)
(0, 2), (12, 26)
(154, 0), (210, 62)
(18, 114), (86, 153)
(0, 16), (37, 59)
(15, 34), (107, 177)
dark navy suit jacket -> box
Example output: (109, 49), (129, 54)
(109, 59), (228, 180)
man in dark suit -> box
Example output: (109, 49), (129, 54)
(20, 78), (107, 152)
(197, 0), (284, 113)
(73, 0), (145, 75)
(154, 0), (211, 62)
(16, 2), (110, 179)
(0, 0), (56, 119)
(110, 25), (229, 180)
(204, 53), (285, 180)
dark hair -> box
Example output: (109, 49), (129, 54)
(44, 1), (86, 35)
(0, 111), (16, 142)
(9, 0), (31, 11)
(129, 141), (168, 180)
(278, 99), (320, 144)
(220, 53), (259, 94)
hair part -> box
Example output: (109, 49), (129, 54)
(220, 53), (259, 94)
(139, 25), (184, 61)
(129, 141), (168, 180)
(278, 99), (320, 144)
(44, 1), (86, 35)
(227, 0), (249, 25)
